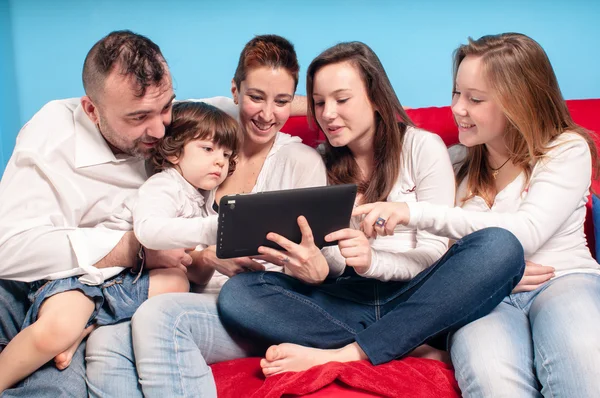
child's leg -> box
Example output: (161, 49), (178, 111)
(0, 290), (94, 392)
(148, 268), (190, 297)
(54, 324), (96, 370)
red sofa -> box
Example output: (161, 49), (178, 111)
(211, 99), (600, 398)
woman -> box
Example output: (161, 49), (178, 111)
(217, 41), (525, 375)
(353, 33), (600, 397)
(85, 34), (326, 397)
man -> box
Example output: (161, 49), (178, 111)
(0, 30), (213, 397)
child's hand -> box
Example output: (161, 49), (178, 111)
(200, 246), (265, 277)
(145, 248), (194, 272)
(325, 228), (372, 274)
(352, 202), (410, 238)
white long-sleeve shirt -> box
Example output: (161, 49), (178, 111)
(407, 132), (599, 276)
(132, 167), (218, 250)
(0, 99), (146, 284)
(324, 126), (456, 282)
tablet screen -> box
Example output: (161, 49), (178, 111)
(216, 184), (357, 259)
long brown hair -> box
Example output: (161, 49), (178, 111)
(152, 101), (241, 175)
(454, 33), (598, 204)
(307, 42), (414, 204)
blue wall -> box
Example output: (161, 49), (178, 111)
(2, 0), (600, 173)
(0, 0), (19, 176)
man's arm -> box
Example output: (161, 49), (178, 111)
(93, 231), (139, 269)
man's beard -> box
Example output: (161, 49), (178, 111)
(97, 116), (152, 160)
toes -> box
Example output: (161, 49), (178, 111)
(265, 345), (282, 362)
(262, 366), (282, 377)
(54, 352), (73, 370)
(54, 358), (71, 370)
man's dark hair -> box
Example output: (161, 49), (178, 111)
(82, 30), (168, 100)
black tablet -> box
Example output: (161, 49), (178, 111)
(216, 184), (357, 259)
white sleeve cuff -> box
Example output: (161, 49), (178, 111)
(355, 248), (379, 278)
(406, 201), (424, 229)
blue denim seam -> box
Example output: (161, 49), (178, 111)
(534, 340), (557, 398)
(171, 310), (217, 397)
(258, 273), (357, 335)
(374, 283), (381, 321)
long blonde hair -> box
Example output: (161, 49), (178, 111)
(454, 33), (598, 204)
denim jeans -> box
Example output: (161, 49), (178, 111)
(450, 272), (600, 398)
(0, 280), (87, 397)
(86, 292), (254, 398)
(218, 227), (526, 365)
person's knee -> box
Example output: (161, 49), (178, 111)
(148, 268), (190, 297)
(218, 273), (256, 311)
(217, 273), (263, 328)
(87, 323), (131, 358)
(131, 293), (182, 333)
(469, 227), (525, 280)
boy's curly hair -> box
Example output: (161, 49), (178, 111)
(152, 101), (241, 175)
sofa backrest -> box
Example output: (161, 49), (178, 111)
(281, 98), (600, 257)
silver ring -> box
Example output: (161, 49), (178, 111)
(375, 217), (386, 227)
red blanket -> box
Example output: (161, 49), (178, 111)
(211, 357), (460, 398)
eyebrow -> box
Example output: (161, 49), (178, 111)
(247, 88), (293, 99)
(125, 94), (176, 117)
(312, 88), (352, 97)
(455, 85), (487, 94)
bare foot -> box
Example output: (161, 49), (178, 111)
(407, 344), (451, 365)
(259, 342), (366, 377)
(54, 325), (96, 370)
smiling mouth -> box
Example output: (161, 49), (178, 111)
(251, 120), (275, 132)
(326, 125), (344, 134)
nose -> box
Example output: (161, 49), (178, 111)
(147, 115), (167, 139)
(215, 151), (226, 167)
(451, 94), (467, 117)
(259, 101), (275, 122)
(322, 100), (337, 120)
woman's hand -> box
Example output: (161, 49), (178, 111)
(352, 202), (410, 237)
(198, 245), (265, 277)
(512, 261), (555, 293)
(325, 228), (372, 274)
(257, 216), (329, 285)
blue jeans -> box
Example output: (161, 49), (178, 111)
(86, 292), (255, 398)
(450, 272), (600, 398)
(24, 270), (149, 329)
(217, 227), (526, 365)
(0, 280), (87, 397)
